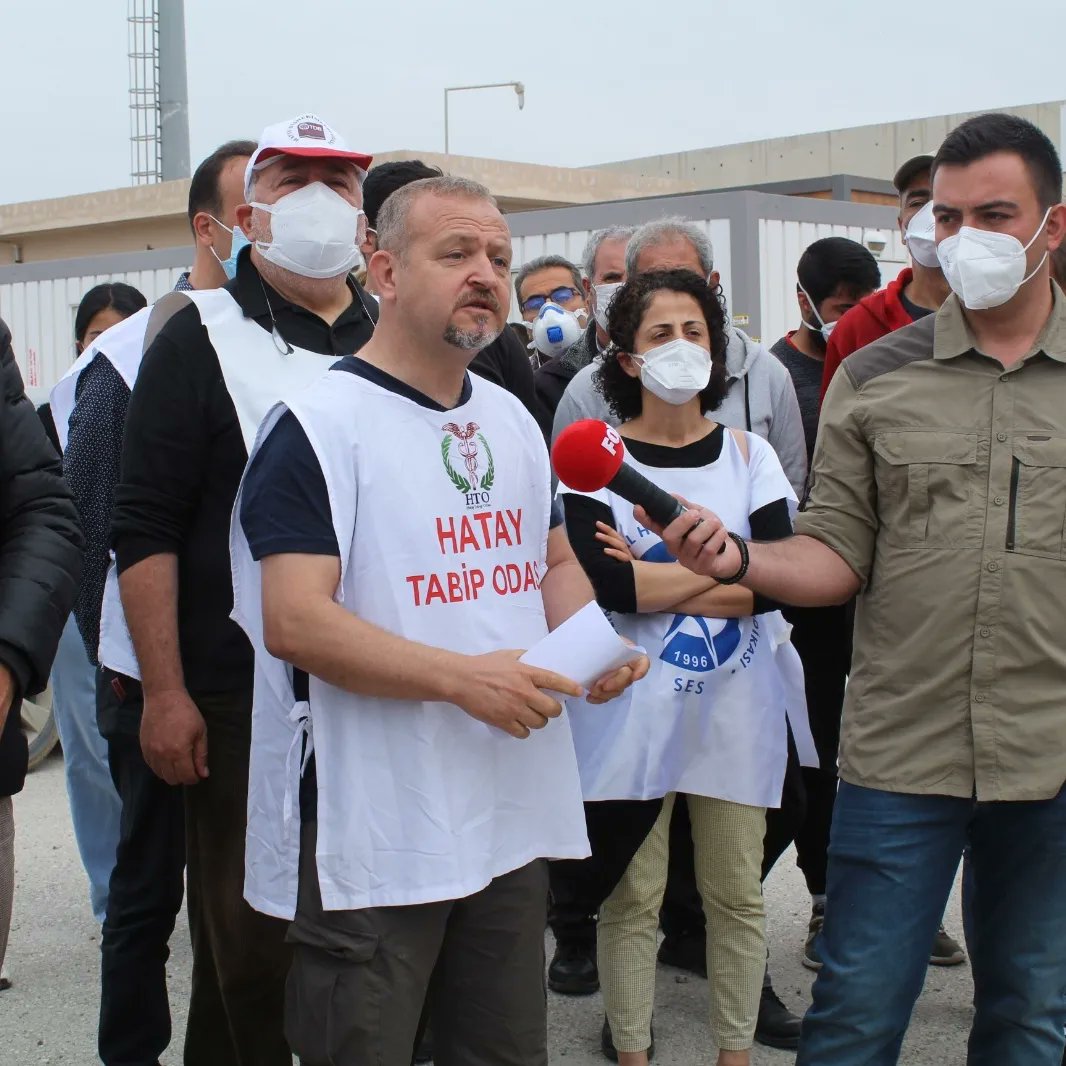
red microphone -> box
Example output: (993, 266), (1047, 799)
(552, 420), (686, 528)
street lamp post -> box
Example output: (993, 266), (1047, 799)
(444, 81), (525, 154)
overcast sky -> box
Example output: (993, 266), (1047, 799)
(2, 0), (1063, 206)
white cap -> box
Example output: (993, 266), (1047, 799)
(244, 113), (373, 199)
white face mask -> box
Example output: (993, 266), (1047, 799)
(634, 337), (711, 405)
(797, 282), (836, 342)
(937, 207), (1052, 310)
(530, 302), (586, 359)
(904, 201), (940, 269)
(250, 181), (365, 279)
(592, 281), (623, 333)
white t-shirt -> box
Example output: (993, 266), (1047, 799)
(559, 429), (815, 808)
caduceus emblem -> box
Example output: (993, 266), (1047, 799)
(442, 421), (481, 484)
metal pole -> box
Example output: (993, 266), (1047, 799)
(158, 0), (191, 180)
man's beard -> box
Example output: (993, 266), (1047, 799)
(443, 318), (501, 351)
(805, 319), (828, 353)
(444, 292), (503, 351)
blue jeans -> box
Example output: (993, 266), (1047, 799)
(50, 616), (121, 922)
(798, 780), (1066, 1066)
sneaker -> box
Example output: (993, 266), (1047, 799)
(601, 1015), (654, 1062)
(755, 982), (802, 1051)
(656, 933), (706, 978)
(802, 900), (825, 971)
(548, 941), (599, 995)
(930, 925), (966, 966)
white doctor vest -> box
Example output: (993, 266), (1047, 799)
(50, 289), (348, 678)
(231, 368), (590, 920)
(560, 430), (816, 809)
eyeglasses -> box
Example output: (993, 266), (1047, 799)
(520, 286), (581, 315)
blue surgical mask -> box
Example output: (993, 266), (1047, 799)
(210, 217), (250, 280)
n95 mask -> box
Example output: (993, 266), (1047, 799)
(251, 182), (365, 279)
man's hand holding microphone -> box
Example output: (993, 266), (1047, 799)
(634, 499), (745, 582)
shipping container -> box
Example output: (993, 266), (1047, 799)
(508, 190), (906, 346)
(0, 249), (192, 391)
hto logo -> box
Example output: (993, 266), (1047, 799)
(441, 422), (496, 508)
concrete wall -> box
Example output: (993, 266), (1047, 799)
(0, 151), (699, 265)
(5, 100), (1063, 266)
(597, 102), (1066, 190)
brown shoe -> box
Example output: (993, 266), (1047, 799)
(930, 924), (966, 966)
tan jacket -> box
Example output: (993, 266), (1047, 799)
(796, 287), (1066, 802)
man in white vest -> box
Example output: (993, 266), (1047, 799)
(231, 175), (649, 1066)
(110, 113), (375, 1066)
(50, 139), (255, 1066)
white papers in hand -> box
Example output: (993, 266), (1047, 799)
(520, 602), (645, 694)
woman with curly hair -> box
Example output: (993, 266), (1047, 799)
(558, 270), (810, 1065)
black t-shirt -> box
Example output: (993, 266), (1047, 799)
(111, 248), (376, 694)
(563, 425), (792, 615)
(899, 289), (937, 322)
(770, 333), (823, 465)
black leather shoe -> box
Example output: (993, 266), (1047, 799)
(656, 933), (706, 978)
(601, 1015), (655, 1062)
(755, 981), (802, 1050)
(548, 941), (599, 995)
(412, 1024), (433, 1063)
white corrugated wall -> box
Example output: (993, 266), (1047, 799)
(0, 265), (189, 390)
(758, 219), (909, 346)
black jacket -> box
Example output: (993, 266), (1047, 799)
(469, 326), (551, 441)
(0, 318), (83, 795)
(533, 320), (600, 428)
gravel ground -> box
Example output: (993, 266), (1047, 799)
(3, 755), (973, 1065)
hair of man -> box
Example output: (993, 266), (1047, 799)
(932, 112), (1063, 211)
(187, 139), (258, 228)
(797, 236), (882, 308)
(514, 254), (583, 303)
(625, 217), (714, 279)
(581, 225), (637, 280)
(362, 159), (444, 230)
(375, 176), (497, 261)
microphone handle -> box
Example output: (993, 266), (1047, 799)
(606, 460), (728, 555)
(606, 463), (686, 527)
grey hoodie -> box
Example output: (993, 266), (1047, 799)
(551, 327), (808, 498)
